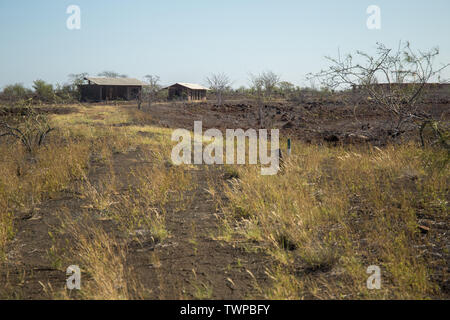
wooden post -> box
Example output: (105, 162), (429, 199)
(137, 89), (142, 110)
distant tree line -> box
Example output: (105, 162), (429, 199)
(0, 69), (332, 106)
(205, 75), (332, 105)
(0, 80), (78, 105)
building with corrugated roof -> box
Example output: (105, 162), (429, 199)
(163, 83), (209, 101)
(80, 77), (147, 102)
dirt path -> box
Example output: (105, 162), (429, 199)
(0, 149), (270, 299)
(129, 166), (270, 299)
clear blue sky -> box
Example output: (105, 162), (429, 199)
(0, 0), (449, 88)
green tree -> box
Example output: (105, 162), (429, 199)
(1, 83), (32, 103)
(54, 83), (77, 103)
(68, 72), (89, 100)
(32, 80), (55, 103)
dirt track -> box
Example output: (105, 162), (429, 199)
(0, 142), (271, 299)
(132, 166), (270, 299)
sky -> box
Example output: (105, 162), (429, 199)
(0, 0), (449, 88)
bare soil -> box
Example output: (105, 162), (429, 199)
(147, 98), (449, 146)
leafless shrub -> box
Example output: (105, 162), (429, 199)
(308, 41), (449, 137)
(260, 71), (281, 100)
(143, 75), (161, 109)
(0, 107), (54, 154)
(250, 71), (281, 127)
(419, 120), (450, 151)
(206, 73), (231, 106)
(249, 74), (264, 127)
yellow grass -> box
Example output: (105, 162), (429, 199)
(52, 212), (142, 300)
(216, 142), (448, 299)
(1, 102), (447, 300)
(0, 104), (193, 299)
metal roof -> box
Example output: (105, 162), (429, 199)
(163, 82), (210, 90)
(85, 77), (147, 86)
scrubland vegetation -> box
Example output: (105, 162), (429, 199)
(0, 44), (448, 299)
(0, 104), (192, 299)
(212, 141), (448, 299)
(0, 100), (448, 299)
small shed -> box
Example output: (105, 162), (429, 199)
(164, 83), (209, 101)
(80, 77), (147, 102)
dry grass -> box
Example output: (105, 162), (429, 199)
(51, 212), (143, 300)
(0, 104), (194, 299)
(1, 102), (447, 300)
(45, 105), (192, 299)
(0, 138), (89, 259)
(216, 142), (449, 299)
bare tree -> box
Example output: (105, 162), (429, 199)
(206, 73), (231, 106)
(97, 71), (128, 78)
(68, 73), (89, 87)
(278, 81), (295, 94)
(260, 71), (281, 101)
(143, 75), (161, 109)
(249, 74), (265, 127)
(308, 41), (449, 138)
(250, 71), (281, 127)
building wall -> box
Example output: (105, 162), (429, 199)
(167, 84), (207, 101)
(80, 85), (141, 102)
(80, 85), (102, 102)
